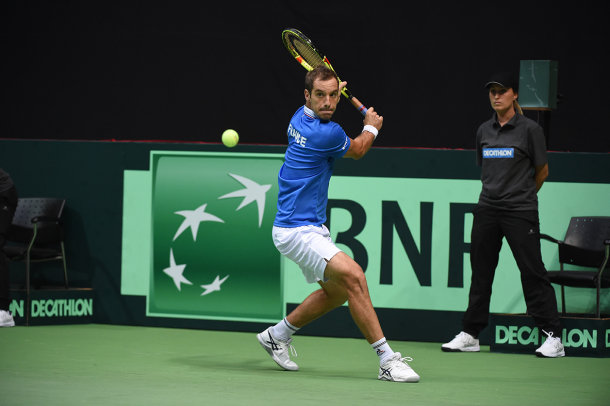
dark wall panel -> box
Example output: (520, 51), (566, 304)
(2, 2), (608, 152)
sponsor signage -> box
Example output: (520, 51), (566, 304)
(121, 151), (610, 327)
(9, 289), (94, 326)
(490, 314), (610, 358)
(148, 152), (285, 322)
(482, 148), (514, 158)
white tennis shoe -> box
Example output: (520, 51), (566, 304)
(378, 352), (420, 383)
(535, 331), (565, 358)
(256, 327), (298, 371)
(441, 331), (480, 352)
(0, 310), (15, 327)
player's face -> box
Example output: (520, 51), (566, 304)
(305, 78), (340, 120)
(489, 84), (518, 114)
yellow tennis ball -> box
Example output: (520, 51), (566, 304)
(222, 129), (239, 147)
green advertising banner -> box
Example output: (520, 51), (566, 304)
(9, 289), (94, 326)
(283, 177), (610, 314)
(147, 152), (285, 322)
(490, 314), (610, 357)
(122, 151), (610, 324)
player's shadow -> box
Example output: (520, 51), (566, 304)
(171, 354), (373, 380)
(172, 355), (277, 372)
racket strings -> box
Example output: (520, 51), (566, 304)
(292, 40), (323, 67)
(284, 33), (324, 70)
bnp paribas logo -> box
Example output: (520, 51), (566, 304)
(149, 152), (285, 322)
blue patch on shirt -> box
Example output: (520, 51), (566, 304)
(483, 148), (514, 158)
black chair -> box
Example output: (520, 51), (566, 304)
(3, 198), (68, 297)
(541, 216), (610, 318)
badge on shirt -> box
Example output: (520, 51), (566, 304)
(483, 148), (514, 158)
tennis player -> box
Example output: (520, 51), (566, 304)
(256, 65), (420, 382)
(442, 72), (564, 357)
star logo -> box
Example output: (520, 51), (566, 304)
(201, 275), (230, 296)
(163, 249), (193, 291)
(173, 203), (224, 241)
(147, 152), (286, 322)
(160, 172), (274, 299)
(218, 174), (272, 227)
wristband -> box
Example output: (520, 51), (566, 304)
(363, 125), (378, 139)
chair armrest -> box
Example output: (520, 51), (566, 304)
(540, 234), (562, 245)
(31, 216), (63, 224)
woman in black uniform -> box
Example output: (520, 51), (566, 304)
(442, 72), (564, 357)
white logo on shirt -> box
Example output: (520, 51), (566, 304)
(288, 124), (307, 147)
(483, 148), (514, 158)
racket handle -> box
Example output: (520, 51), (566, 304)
(349, 96), (367, 116)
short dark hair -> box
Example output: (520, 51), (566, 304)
(304, 65), (338, 93)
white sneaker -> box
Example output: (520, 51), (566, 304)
(441, 331), (480, 352)
(256, 327), (298, 371)
(378, 352), (420, 383)
(0, 310), (15, 327)
(535, 330), (565, 358)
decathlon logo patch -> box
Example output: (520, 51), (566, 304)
(483, 148), (514, 158)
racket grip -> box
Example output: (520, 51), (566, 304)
(349, 96), (367, 116)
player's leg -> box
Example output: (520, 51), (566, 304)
(257, 225), (345, 371)
(501, 210), (564, 357)
(285, 278), (347, 328)
(324, 252), (420, 383)
(264, 224), (347, 337)
(256, 278), (348, 372)
(324, 252), (382, 343)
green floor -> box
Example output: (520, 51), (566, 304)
(1, 324), (609, 406)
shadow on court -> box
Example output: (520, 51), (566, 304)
(170, 353), (375, 381)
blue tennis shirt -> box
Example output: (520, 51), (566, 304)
(274, 105), (351, 227)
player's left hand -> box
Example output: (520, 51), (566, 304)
(363, 107), (383, 131)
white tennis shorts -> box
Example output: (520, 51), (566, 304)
(272, 224), (342, 284)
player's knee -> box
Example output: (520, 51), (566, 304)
(343, 267), (367, 293)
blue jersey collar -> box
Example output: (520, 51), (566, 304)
(303, 105), (320, 120)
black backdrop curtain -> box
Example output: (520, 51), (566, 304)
(2, 1), (607, 152)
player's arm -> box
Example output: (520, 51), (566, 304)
(534, 163), (549, 192)
(343, 107), (383, 160)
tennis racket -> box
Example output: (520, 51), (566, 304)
(281, 28), (368, 116)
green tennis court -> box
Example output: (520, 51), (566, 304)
(1, 324), (608, 406)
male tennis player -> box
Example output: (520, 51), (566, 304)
(256, 65), (420, 383)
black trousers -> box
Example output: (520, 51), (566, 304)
(462, 205), (562, 338)
(0, 185), (18, 310)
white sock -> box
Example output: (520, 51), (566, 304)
(371, 337), (395, 365)
(271, 318), (299, 342)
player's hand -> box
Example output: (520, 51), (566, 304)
(363, 107), (383, 131)
(337, 81), (347, 103)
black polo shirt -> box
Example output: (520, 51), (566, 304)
(476, 112), (547, 211)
